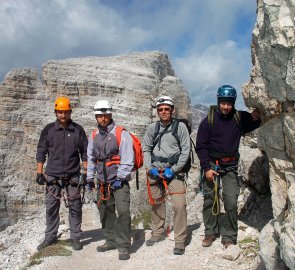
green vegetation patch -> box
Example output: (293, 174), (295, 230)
(132, 211), (151, 229)
(56, 239), (71, 247)
(24, 242), (72, 269)
(238, 236), (259, 258)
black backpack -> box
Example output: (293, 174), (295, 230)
(152, 118), (194, 174)
(208, 105), (241, 128)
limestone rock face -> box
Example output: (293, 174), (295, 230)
(0, 51), (191, 230)
(243, 0), (295, 268)
(191, 104), (208, 133)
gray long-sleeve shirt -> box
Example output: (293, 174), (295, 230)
(143, 119), (191, 173)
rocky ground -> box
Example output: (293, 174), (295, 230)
(0, 191), (262, 270)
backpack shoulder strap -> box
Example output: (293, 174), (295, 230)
(234, 110), (241, 128)
(208, 105), (217, 127)
(171, 119), (180, 146)
(115, 126), (125, 147)
(154, 121), (161, 139)
(152, 121), (161, 145)
(91, 128), (98, 140)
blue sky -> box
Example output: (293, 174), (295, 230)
(0, 0), (257, 108)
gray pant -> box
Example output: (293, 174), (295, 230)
(202, 171), (240, 243)
(98, 183), (131, 249)
(148, 177), (187, 248)
(45, 177), (82, 241)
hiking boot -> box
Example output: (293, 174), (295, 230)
(118, 248), (130, 260)
(173, 247), (185, 255)
(37, 238), (57, 251)
(222, 240), (234, 249)
(145, 235), (165, 246)
(96, 242), (116, 252)
(202, 234), (217, 247)
(71, 239), (83, 250)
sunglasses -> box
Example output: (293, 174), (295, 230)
(157, 107), (171, 112)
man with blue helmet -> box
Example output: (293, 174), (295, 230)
(196, 85), (261, 249)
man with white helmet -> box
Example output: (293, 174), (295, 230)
(87, 100), (134, 260)
(143, 96), (191, 255)
(36, 97), (88, 251)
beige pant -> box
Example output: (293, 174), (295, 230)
(148, 177), (187, 248)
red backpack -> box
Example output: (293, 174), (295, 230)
(91, 126), (144, 173)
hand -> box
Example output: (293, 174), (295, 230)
(251, 108), (260, 121)
(205, 169), (219, 182)
(162, 168), (174, 181)
(81, 173), (87, 185)
(86, 181), (95, 191)
(36, 173), (46, 185)
(149, 167), (159, 178)
(112, 179), (123, 190)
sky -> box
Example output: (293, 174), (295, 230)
(0, 0), (257, 108)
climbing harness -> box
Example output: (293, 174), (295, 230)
(146, 169), (186, 206)
(46, 175), (85, 207)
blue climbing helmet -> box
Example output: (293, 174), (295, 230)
(217, 85), (237, 106)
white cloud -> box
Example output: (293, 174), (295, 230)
(0, 0), (256, 110)
(0, 0), (151, 77)
(174, 41), (251, 108)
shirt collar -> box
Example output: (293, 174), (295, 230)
(54, 119), (74, 130)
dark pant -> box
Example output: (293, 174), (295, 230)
(45, 179), (82, 241)
(202, 171), (240, 243)
(98, 183), (131, 249)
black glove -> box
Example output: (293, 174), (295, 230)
(81, 173), (87, 185)
(36, 173), (46, 185)
(86, 181), (95, 191)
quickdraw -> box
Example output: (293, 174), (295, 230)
(211, 161), (225, 215)
(198, 161), (225, 215)
(146, 169), (186, 206)
(96, 183), (112, 208)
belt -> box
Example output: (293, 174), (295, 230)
(220, 157), (237, 162)
(47, 177), (71, 186)
(58, 177), (71, 181)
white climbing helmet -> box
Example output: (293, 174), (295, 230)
(156, 96), (174, 107)
(93, 100), (112, 115)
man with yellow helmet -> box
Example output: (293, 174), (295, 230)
(36, 96), (88, 251)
